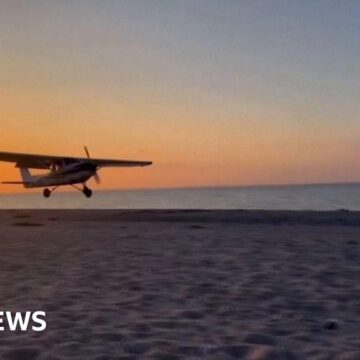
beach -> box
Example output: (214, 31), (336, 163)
(0, 210), (359, 359)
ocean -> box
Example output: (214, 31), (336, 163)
(0, 183), (360, 210)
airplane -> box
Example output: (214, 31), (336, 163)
(0, 147), (152, 198)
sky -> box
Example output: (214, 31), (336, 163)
(1, 0), (360, 191)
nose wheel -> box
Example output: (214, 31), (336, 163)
(82, 185), (92, 198)
(70, 184), (93, 198)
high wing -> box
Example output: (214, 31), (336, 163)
(90, 158), (152, 168)
(0, 151), (152, 169)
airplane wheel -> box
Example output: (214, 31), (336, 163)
(83, 187), (92, 198)
(43, 188), (51, 198)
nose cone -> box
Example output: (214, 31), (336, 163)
(78, 162), (98, 172)
(88, 162), (98, 172)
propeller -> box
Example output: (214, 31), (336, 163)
(84, 146), (101, 184)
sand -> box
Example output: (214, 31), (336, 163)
(0, 209), (359, 359)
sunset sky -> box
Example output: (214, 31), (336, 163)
(1, 1), (360, 192)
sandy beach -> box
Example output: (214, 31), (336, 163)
(0, 210), (359, 359)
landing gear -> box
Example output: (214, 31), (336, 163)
(82, 185), (92, 198)
(70, 184), (93, 198)
(43, 188), (51, 198)
(43, 184), (93, 198)
(43, 186), (59, 198)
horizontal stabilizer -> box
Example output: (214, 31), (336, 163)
(2, 181), (28, 185)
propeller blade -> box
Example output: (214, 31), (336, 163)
(84, 146), (100, 184)
(94, 172), (101, 184)
(84, 146), (90, 158)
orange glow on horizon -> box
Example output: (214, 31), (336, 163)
(1, 80), (359, 194)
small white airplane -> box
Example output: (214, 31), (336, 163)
(0, 147), (152, 198)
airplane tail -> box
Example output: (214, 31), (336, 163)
(19, 168), (33, 183)
(2, 168), (34, 188)
(19, 168), (35, 188)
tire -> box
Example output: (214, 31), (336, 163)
(43, 188), (51, 198)
(83, 188), (92, 198)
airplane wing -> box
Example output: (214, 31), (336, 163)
(0, 151), (152, 169)
(90, 159), (152, 168)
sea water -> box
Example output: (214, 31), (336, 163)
(0, 183), (360, 210)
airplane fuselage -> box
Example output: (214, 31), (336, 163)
(24, 170), (95, 188)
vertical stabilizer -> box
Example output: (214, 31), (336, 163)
(19, 167), (34, 187)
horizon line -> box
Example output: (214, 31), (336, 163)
(1, 180), (360, 195)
